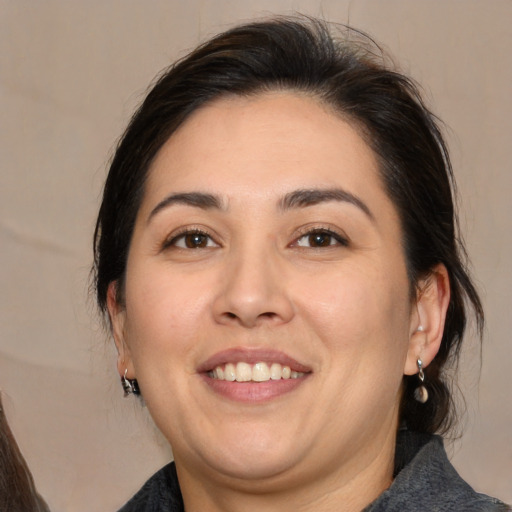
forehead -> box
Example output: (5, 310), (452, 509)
(142, 92), (392, 216)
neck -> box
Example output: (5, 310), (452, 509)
(175, 426), (397, 512)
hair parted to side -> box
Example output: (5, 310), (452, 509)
(93, 16), (483, 435)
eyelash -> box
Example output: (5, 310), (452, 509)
(162, 228), (218, 250)
(161, 226), (349, 251)
(292, 227), (349, 249)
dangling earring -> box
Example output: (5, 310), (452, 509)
(121, 369), (140, 397)
(414, 358), (428, 403)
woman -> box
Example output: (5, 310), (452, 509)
(93, 17), (509, 511)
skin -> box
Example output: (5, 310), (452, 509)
(109, 92), (450, 512)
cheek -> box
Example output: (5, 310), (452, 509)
(298, 262), (410, 344)
(296, 259), (412, 402)
(122, 265), (212, 363)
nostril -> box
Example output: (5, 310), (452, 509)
(222, 310), (277, 323)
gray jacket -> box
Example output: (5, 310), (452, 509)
(365, 430), (509, 511)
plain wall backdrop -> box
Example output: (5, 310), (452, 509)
(1, 1), (511, 510)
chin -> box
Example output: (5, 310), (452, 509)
(207, 446), (302, 482)
(177, 425), (307, 483)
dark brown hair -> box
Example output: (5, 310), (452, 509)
(0, 395), (50, 512)
(93, 16), (483, 434)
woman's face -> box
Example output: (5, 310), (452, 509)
(111, 92), (422, 487)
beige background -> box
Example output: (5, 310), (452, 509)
(1, 1), (511, 510)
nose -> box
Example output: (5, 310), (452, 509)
(212, 244), (295, 328)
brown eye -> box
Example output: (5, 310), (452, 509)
(295, 229), (348, 248)
(168, 231), (217, 249)
(308, 233), (333, 247)
(183, 233), (209, 248)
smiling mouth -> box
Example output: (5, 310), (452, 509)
(199, 348), (312, 402)
(208, 362), (306, 382)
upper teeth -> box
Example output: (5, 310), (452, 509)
(208, 362), (304, 382)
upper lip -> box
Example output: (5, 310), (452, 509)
(197, 347), (312, 374)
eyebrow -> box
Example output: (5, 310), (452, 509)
(279, 188), (374, 219)
(147, 187), (373, 223)
(147, 192), (225, 223)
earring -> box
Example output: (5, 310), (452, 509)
(417, 325), (425, 332)
(121, 369), (140, 397)
(414, 358), (428, 403)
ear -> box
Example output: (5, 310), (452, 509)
(107, 281), (135, 378)
(404, 264), (451, 375)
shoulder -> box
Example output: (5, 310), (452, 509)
(365, 430), (510, 511)
(117, 462), (184, 512)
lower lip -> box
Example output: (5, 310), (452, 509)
(201, 374), (309, 403)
